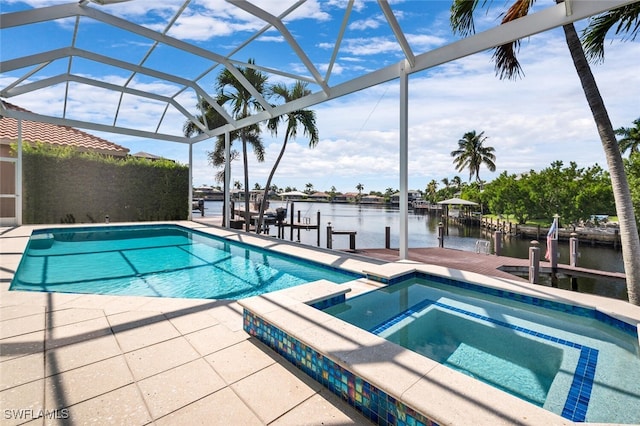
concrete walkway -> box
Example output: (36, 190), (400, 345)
(0, 225), (371, 425)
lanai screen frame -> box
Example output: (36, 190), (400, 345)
(1, 0), (634, 258)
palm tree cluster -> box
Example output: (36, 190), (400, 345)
(450, 0), (640, 304)
(184, 60), (319, 233)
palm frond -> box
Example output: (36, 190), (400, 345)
(492, 41), (524, 80)
(450, 0), (479, 36)
(582, 3), (640, 64)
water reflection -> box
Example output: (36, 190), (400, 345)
(203, 200), (624, 273)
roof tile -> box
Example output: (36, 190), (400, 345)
(0, 101), (129, 156)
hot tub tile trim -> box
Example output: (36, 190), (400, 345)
(243, 308), (439, 426)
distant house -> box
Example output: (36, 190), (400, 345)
(132, 151), (175, 162)
(308, 192), (330, 202)
(360, 195), (384, 204)
(391, 190), (422, 206)
(193, 185), (223, 201)
(343, 192), (359, 203)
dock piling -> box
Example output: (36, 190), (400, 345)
(385, 226), (391, 249)
(570, 233), (579, 267)
(529, 240), (540, 284)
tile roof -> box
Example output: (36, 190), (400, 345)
(0, 101), (129, 156)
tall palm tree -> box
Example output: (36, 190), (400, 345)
(450, 0), (640, 305)
(256, 81), (319, 233)
(184, 96), (257, 227)
(305, 183), (315, 194)
(216, 60), (268, 232)
(452, 175), (462, 190)
(615, 118), (640, 156)
(426, 179), (438, 203)
(356, 183), (364, 202)
(451, 131), (496, 183)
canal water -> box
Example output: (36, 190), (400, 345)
(201, 200), (627, 299)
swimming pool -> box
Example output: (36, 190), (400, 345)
(323, 275), (640, 424)
(10, 224), (363, 299)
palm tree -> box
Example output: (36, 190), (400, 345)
(615, 118), (640, 156)
(450, 0), (640, 305)
(256, 81), (319, 233)
(305, 183), (315, 194)
(356, 183), (364, 203)
(451, 131), (496, 183)
(216, 60), (268, 232)
(184, 95), (241, 226)
(452, 175), (462, 190)
(426, 179), (438, 203)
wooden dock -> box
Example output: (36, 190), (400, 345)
(358, 247), (625, 284)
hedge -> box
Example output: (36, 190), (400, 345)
(19, 143), (189, 224)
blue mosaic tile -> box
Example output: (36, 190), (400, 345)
(243, 309), (439, 426)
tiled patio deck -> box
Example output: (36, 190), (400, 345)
(0, 224), (374, 425)
(3, 221), (638, 425)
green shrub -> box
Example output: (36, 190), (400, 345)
(17, 142), (189, 223)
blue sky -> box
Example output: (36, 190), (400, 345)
(1, 0), (639, 194)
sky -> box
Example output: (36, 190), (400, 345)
(1, 0), (639, 194)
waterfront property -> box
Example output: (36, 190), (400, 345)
(3, 221), (639, 425)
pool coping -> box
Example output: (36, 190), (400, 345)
(1, 221), (389, 425)
(239, 262), (640, 426)
(3, 221), (640, 425)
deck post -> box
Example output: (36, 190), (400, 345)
(438, 222), (444, 248)
(398, 59), (409, 260)
(385, 226), (391, 249)
(224, 131), (231, 228)
(317, 211), (321, 247)
(289, 202), (295, 241)
(570, 233), (579, 267)
(327, 224), (333, 249)
(529, 240), (540, 284)
(494, 230), (502, 256)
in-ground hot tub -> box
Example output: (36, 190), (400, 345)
(240, 266), (640, 425)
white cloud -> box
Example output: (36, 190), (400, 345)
(258, 35), (286, 43)
(340, 36), (404, 56)
(3, 1), (638, 195)
(349, 16), (384, 31)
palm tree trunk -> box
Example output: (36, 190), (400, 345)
(257, 134), (290, 233)
(562, 22), (640, 305)
(242, 138), (251, 232)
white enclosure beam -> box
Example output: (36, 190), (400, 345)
(399, 60), (409, 260)
(188, 144), (193, 221)
(224, 131), (231, 228)
(378, 1), (415, 68)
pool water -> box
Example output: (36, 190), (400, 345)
(11, 225), (362, 299)
(324, 278), (640, 424)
